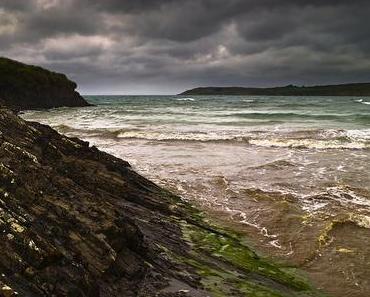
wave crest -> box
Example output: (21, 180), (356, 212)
(249, 138), (369, 150)
(53, 125), (370, 149)
(176, 97), (195, 101)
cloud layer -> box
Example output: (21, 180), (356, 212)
(1, 0), (370, 94)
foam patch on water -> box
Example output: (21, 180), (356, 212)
(301, 201), (329, 213)
(346, 129), (370, 140)
(176, 98), (195, 101)
(248, 128), (370, 150)
(326, 187), (370, 208)
(249, 138), (369, 149)
(355, 98), (370, 105)
(350, 214), (370, 228)
(227, 208), (283, 249)
(116, 130), (247, 142)
(299, 186), (370, 215)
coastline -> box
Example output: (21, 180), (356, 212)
(20, 94), (370, 297)
(180, 83), (370, 96)
(0, 106), (321, 296)
(1, 0), (369, 294)
(0, 58), (324, 296)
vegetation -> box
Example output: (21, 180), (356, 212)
(0, 57), (89, 109)
(181, 83), (370, 96)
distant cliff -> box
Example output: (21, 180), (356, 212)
(180, 83), (370, 96)
(0, 57), (91, 110)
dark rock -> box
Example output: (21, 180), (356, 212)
(0, 57), (91, 110)
(0, 107), (202, 296)
(180, 83), (370, 96)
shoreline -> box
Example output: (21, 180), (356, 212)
(180, 83), (370, 96)
(0, 106), (322, 296)
(20, 96), (370, 297)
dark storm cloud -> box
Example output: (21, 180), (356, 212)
(0, 0), (370, 94)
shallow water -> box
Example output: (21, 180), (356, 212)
(22, 95), (370, 297)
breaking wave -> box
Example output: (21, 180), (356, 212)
(176, 97), (196, 101)
(53, 124), (370, 149)
(249, 138), (370, 150)
(355, 98), (370, 105)
(223, 112), (370, 123)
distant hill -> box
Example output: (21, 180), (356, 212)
(0, 57), (91, 110)
(180, 83), (370, 96)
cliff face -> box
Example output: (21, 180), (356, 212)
(180, 83), (370, 96)
(0, 107), (321, 297)
(0, 58), (91, 110)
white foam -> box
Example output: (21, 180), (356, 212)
(249, 138), (369, 150)
(300, 187), (370, 215)
(326, 187), (370, 208)
(176, 98), (195, 101)
(269, 239), (282, 249)
(301, 200), (329, 213)
(115, 130), (248, 142)
(346, 129), (370, 140)
(355, 98), (370, 105)
(226, 209), (283, 248)
(351, 214), (370, 228)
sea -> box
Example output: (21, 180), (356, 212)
(22, 95), (370, 297)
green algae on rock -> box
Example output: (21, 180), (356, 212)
(177, 220), (323, 297)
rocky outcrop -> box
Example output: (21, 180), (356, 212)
(0, 58), (91, 110)
(0, 108), (322, 296)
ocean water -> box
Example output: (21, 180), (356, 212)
(22, 95), (370, 297)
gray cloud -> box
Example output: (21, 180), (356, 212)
(0, 0), (369, 94)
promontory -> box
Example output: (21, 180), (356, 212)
(180, 83), (370, 96)
(0, 57), (91, 110)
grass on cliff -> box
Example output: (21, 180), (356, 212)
(0, 57), (76, 90)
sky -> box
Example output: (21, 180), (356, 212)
(1, 0), (370, 94)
